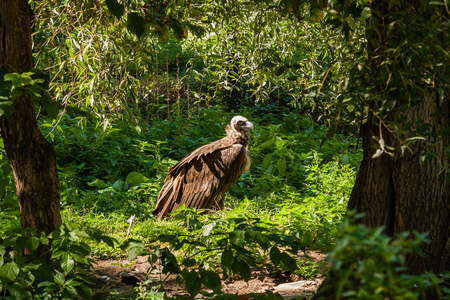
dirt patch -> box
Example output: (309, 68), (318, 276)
(90, 251), (326, 299)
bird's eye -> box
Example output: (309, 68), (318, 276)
(237, 121), (244, 125)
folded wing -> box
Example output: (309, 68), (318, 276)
(152, 139), (248, 219)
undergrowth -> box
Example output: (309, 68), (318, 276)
(2, 107), (447, 299)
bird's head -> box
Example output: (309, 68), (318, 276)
(230, 116), (254, 138)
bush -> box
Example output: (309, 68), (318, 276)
(318, 213), (445, 300)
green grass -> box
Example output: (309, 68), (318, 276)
(44, 106), (361, 258)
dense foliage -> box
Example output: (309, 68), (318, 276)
(0, 0), (448, 298)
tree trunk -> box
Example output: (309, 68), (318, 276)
(314, 1), (448, 298)
(348, 99), (450, 273)
(0, 1), (61, 239)
(347, 0), (449, 275)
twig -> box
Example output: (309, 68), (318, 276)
(126, 215), (136, 240)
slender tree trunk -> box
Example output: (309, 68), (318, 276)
(0, 1), (61, 239)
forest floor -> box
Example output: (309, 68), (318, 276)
(90, 251), (326, 299)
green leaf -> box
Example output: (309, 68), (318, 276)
(0, 262), (20, 284)
(258, 138), (276, 149)
(65, 284), (79, 298)
(1, 162), (12, 176)
(182, 258), (196, 267)
(202, 221), (216, 236)
(8, 283), (32, 300)
(100, 235), (115, 248)
(269, 246), (281, 266)
(277, 157), (287, 177)
(125, 171), (149, 186)
(161, 249), (181, 274)
(199, 269), (221, 290)
(3, 73), (19, 81)
(255, 233), (271, 251)
(12, 74), (34, 87)
(0, 101), (15, 118)
(185, 270), (201, 296)
(105, 0), (124, 19)
(25, 236), (40, 253)
(281, 252), (297, 272)
(221, 249), (234, 277)
(262, 153), (273, 172)
(127, 12), (145, 37)
(61, 253), (75, 273)
(76, 284), (92, 300)
(148, 253), (158, 265)
(230, 230), (245, 244)
(53, 270), (65, 285)
(46, 101), (61, 119)
(87, 179), (107, 189)
(233, 258), (251, 281)
(360, 6), (371, 20)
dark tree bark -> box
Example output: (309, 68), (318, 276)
(347, 0), (449, 275)
(348, 99), (449, 273)
(314, 1), (448, 298)
(0, 1), (61, 239)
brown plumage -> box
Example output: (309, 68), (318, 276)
(152, 116), (254, 220)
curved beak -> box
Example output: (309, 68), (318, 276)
(245, 121), (255, 131)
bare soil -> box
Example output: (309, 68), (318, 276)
(90, 251), (326, 299)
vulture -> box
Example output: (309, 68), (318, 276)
(152, 116), (254, 219)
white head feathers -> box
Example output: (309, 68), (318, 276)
(230, 116), (254, 137)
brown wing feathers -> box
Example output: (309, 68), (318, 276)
(152, 116), (253, 220)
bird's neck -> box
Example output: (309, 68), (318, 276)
(225, 125), (249, 147)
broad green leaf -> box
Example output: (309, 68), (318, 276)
(0, 101), (15, 118)
(258, 138), (276, 149)
(46, 101), (61, 119)
(161, 249), (181, 274)
(127, 12), (145, 37)
(125, 171), (149, 186)
(230, 230), (245, 243)
(1, 163), (12, 176)
(262, 153), (273, 172)
(255, 233), (271, 250)
(53, 270), (65, 285)
(110, 157), (118, 166)
(4, 73), (19, 81)
(182, 258), (196, 267)
(185, 270), (201, 296)
(8, 283), (32, 300)
(277, 157), (287, 177)
(100, 235), (115, 248)
(0, 262), (20, 283)
(105, 0), (124, 19)
(148, 252), (158, 265)
(221, 249), (234, 277)
(202, 221), (216, 236)
(25, 236), (40, 253)
(199, 269), (221, 290)
(275, 139), (286, 151)
(360, 6), (372, 20)
(65, 285), (79, 298)
(61, 253), (75, 273)
(112, 179), (126, 191)
(120, 239), (144, 251)
(234, 258), (251, 281)
(76, 284), (92, 300)
(12, 74), (34, 87)
(269, 246), (281, 266)
(88, 179), (107, 189)
(281, 252), (297, 272)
